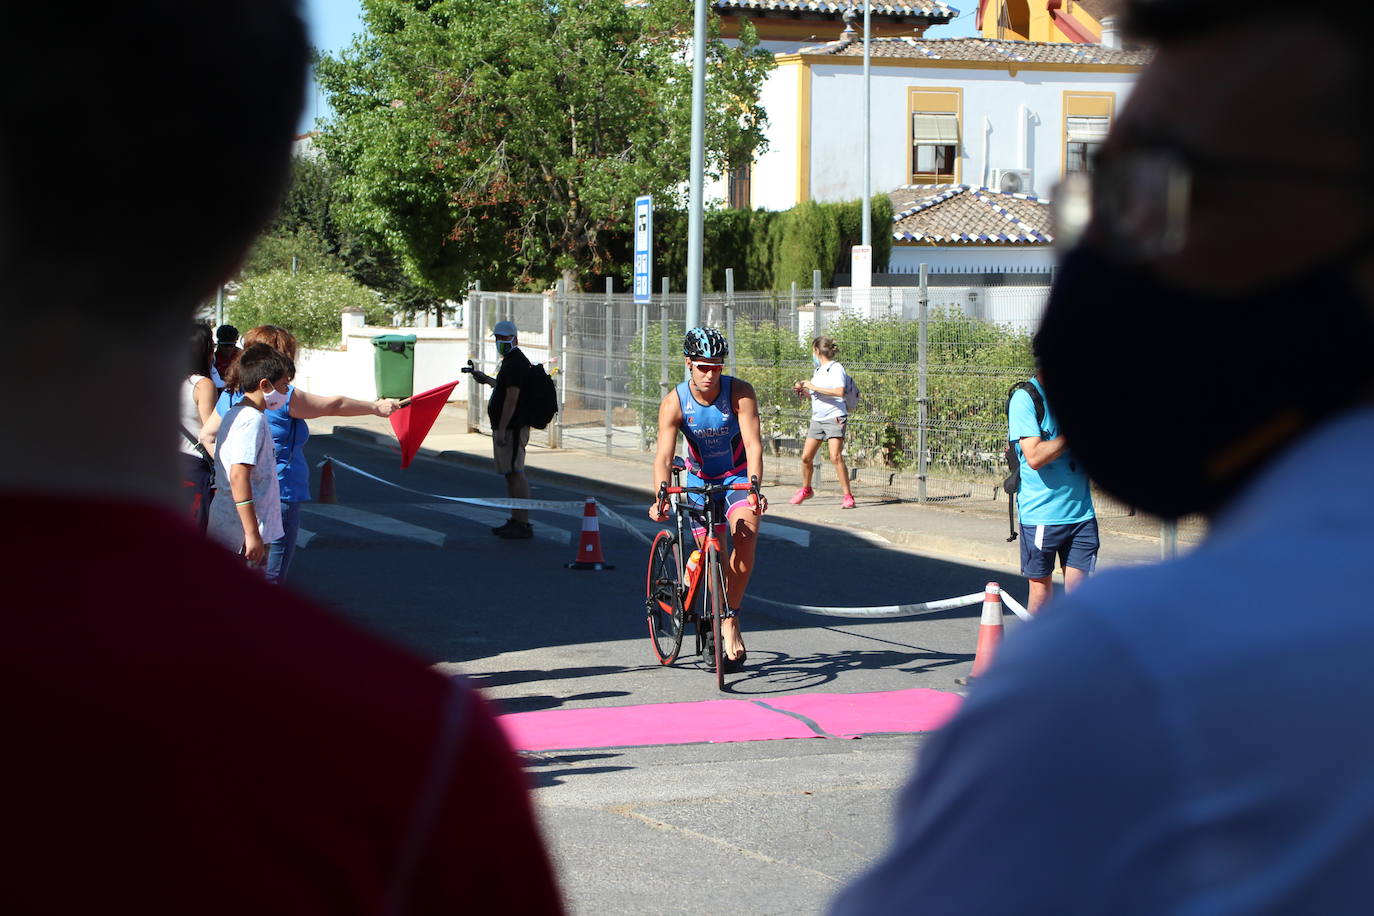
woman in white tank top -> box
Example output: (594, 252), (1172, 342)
(179, 323), (217, 531)
(790, 335), (855, 508)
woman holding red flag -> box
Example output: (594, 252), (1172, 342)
(201, 324), (400, 584)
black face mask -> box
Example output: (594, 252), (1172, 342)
(1037, 245), (1374, 520)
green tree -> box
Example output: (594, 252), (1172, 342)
(315, 0), (775, 295)
(229, 269), (392, 349)
(245, 154), (445, 320)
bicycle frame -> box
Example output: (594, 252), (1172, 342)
(660, 465), (757, 615)
(647, 463), (760, 687)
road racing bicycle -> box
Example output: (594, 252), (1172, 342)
(645, 457), (760, 691)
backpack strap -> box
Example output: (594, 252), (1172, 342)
(1006, 380), (1046, 441)
(179, 423), (213, 468)
(1003, 380), (1046, 542)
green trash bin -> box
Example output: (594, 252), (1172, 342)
(371, 334), (416, 398)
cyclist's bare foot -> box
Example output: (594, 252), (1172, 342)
(722, 618), (747, 661)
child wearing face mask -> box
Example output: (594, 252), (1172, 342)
(205, 343), (293, 566)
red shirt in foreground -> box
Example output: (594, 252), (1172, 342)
(1, 494), (564, 915)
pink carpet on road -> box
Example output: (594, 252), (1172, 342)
(500, 699), (814, 751)
(497, 688), (962, 752)
(766, 688), (962, 738)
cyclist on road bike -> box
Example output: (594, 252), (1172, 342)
(648, 326), (767, 671)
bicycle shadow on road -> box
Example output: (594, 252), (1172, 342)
(712, 646), (972, 696)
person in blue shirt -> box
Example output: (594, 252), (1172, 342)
(1008, 355), (1097, 614)
(832, 4), (1374, 914)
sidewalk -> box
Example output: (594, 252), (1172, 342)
(328, 404), (1200, 574)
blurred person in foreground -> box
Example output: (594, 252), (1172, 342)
(832, 3), (1374, 913)
(0, 3), (563, 913)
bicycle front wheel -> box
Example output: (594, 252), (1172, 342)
(704, 546), (728, 691)
(646, 530), (685, 665)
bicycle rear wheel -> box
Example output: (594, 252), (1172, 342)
(704, 546), (727, 691)
(645, 530), (685, 665)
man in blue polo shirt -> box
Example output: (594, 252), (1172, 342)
(1008, 357), (1097, 614)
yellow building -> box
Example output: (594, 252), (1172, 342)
(977, 0), (1115, 44)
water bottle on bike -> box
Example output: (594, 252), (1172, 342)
(684, 549), (702, 587)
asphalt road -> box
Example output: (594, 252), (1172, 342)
(289, 431), (1020, 915)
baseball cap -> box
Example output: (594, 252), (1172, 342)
(493, 320), (517, 337)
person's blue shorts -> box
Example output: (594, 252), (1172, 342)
(1020, 517), (1099, 578)
(683, 469), (753, 539)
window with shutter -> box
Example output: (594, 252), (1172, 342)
(908, 88), (962, 184)
(1063, 93), (1115, 176)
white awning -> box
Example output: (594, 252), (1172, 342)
(1066, 115), (1109, 144)
(912, 112), (959, 145)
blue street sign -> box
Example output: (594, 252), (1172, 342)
(633, 195), (653, 304)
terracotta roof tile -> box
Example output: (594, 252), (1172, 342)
(626, 0), (956, 18)
(714, 0), (954, 17)
(805, 35), (1149, 66)
(626, 0), (955, 16)
(890, 184), (1053, 244)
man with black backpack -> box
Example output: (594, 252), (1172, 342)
(467, 320), (537, 539)
(1006, 341), (1097, 614)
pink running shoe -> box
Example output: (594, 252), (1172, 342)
(841, 494), (856, 509)
(789, 487), (814, 505)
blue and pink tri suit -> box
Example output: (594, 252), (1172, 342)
(677, 377), (751, 532)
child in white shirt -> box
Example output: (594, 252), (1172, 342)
(206, 344), (293, 565)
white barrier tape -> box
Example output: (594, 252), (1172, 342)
(323, 457), (584, 511)
(749, 591), (987, 619)
(598, 506), (653, 546)
(322, 456), (652, 543)
(1001, 591), (1034, 622)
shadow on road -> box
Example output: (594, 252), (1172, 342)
(296, 432), (1016, 692)
(519, 751), (634, 788)
(488, 690), (633, 713)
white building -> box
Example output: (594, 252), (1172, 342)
(734, 33), (1148, 273)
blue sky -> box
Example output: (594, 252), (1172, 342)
(295, 0), (979, 134)
(298, 0), (366, 133)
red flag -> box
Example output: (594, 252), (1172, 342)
(390, 379), (460, 469)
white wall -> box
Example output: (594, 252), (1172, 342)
(752, 60), (803, 211)
(294, 306), (554, 404)
(888, 243), (1055, 274)
(756, 59), (1137, 208)
(913, 284), (1049, 331)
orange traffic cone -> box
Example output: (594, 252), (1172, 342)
(565, 498), (613, 570)
(318, 458), (338, 504)
(955, 582), (1003, 686)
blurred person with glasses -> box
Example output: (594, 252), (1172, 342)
(833, 2), (1374, 913)
(649, 327), (767, 670)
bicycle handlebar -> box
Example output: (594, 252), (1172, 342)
(659, 476), (761, 500)
(664, 482), (752, 495)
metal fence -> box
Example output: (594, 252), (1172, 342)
(466, 272), (1140, 519)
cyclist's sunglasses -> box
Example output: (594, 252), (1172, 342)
(689, 361), (724, 374)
